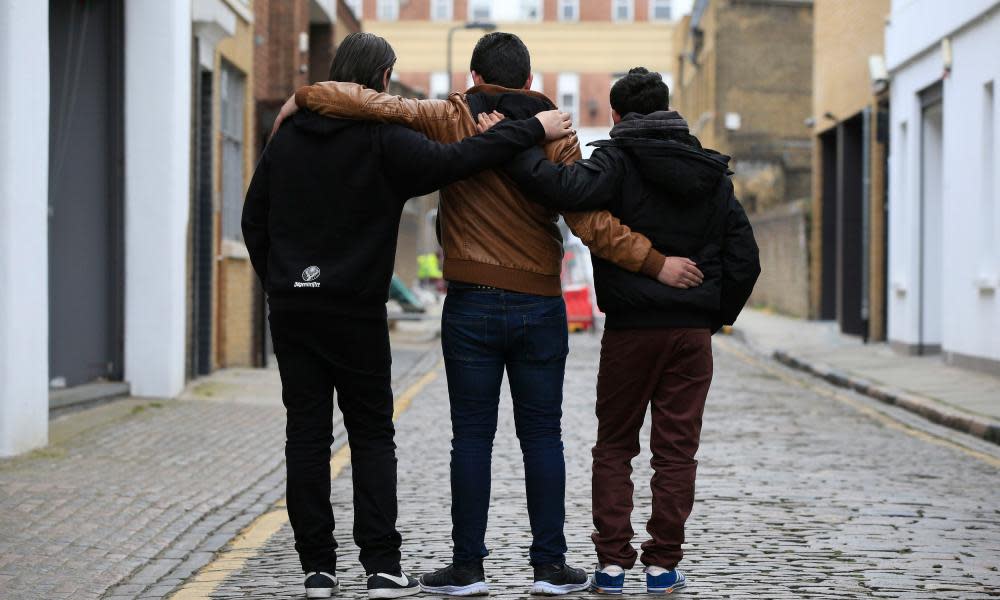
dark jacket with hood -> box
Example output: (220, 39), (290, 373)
(505, 111), (761, 331)
(242, 108), (544, 318)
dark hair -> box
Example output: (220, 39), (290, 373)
(328, 32), (397, 92)
(610, 67), (669, 117)
(469, 32), (531, 89)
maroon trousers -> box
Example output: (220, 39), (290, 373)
(592, 328), (713, 570)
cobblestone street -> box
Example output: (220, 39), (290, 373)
(172, 334), (1000, 600)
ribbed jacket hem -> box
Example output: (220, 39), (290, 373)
(445, 259), (562, 297)
(604, 309), (714, 330)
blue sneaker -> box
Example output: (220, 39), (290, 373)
(645, 566), (686, 594)
(591, 565), (625, 595)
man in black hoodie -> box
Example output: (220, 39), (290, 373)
(241, 33), (572, 600)
(504, 68), (761, 595)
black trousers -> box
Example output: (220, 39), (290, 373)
(269, 310), (402, 575)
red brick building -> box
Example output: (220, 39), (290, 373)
(253, 0), (362, 150)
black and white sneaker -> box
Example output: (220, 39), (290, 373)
(367, 571), (421, 598)
(305, 571), (340, 598)
(531, 563), (591, 596)
(419, 563), (489, 596)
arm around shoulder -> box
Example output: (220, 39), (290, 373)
(296, 81), (462, 139)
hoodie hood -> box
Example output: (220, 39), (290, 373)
(465, 84), (556, 121)
(291, 108), (356, 136)
(609, 110), (691, 139)
(591, 111), (731, 204)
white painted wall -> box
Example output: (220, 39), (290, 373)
(886, 3), (1000, 362)
(0, 0), (50, 456)
(124, 1), (192, 398)
(885, 0), (999, 72)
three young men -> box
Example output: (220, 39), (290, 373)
(281, 32), (705, 597)
(266, 33), (758, 597)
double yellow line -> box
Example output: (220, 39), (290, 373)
(170, 367), (441, 600)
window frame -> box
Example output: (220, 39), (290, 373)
(467, 0), (492, 22)
(376, 0), (400, 21)
(612, 0), (634, 22)
(557, 72), (580, 127)
(520, 0), (542, 21)
(430, 0), (453, 21)
(558, 0), (579, 21)
(430, 72), (451, 100)
(649, 0), (672, 21)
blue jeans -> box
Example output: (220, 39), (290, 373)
(441, 285), (570, 567)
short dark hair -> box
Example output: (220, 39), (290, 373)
(610, 67), (669, 117)
(469, 32), (531, 89)
(328, 32), (397, 92)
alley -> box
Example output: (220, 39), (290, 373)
(170, 334), (999, 600)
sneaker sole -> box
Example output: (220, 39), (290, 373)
(369, 586), (422, 599)
(591, 584), (623, 595)
(307, 585), (339, 599)
(419, 582), (490, 596)
(531, 579), (592, 596)
(648, 581), (687, 594)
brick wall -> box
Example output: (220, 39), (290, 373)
(579, 72), (613, 127)
(254, 0), (310, 104)
(673, 0), (813, 213)
(219, 258), (256, 367)
(748, 200), (811, 317)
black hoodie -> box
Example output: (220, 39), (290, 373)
(505, 111), (760, 331)
(242, 108), (544, 317)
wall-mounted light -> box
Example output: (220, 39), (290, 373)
(869, 54), (888, 94)
(941, 37), (953, 78)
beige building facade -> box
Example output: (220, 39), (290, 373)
(810, 0), (890, 341)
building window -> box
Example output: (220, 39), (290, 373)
(557, 72), (580, 125)
(344, 0), (362, 19)
(219, 61), (246, 243)
(377, 0), (399, 21)
(612, 0), (634, 22)
(649, 0), (671, 21)
(530, 72), (544, 94)
(468, 0), (491, 21)
(431, 72), (451, 100)
(521, 0), (542, 21)
(431, 0), (453, 20)
(558, 0), (579, 21)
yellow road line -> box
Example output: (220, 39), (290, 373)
(717, 338), (1000, 468)
(169, 365), (441, 599)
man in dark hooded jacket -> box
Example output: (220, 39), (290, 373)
(503, 68), (760, 595)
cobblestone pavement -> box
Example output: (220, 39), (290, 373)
(177, 334), (1000, 600)
(0, 337), (438, 600)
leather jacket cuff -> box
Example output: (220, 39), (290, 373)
(640, 249), (667, 278)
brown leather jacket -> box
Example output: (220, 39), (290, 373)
(294, 82), (666, 296)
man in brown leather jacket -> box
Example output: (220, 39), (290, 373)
(272, 32), (703, 596)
